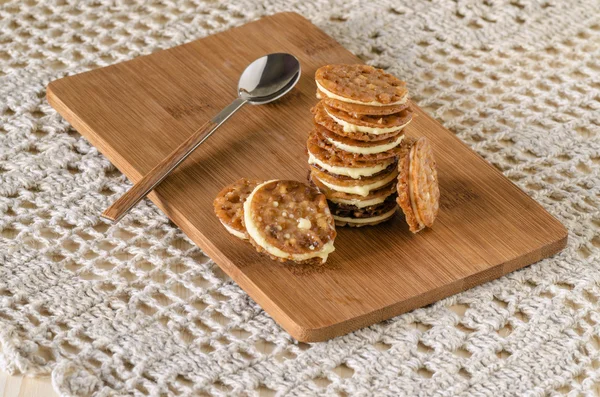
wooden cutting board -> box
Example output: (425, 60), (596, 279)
(47, 12), (567, 342)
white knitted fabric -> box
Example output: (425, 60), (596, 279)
(1, 0), (599, 396)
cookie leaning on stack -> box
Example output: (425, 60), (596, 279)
(308, 64), (415, 227)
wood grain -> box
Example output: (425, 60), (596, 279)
(46, 12), (567, 342)
(102, 118), (221, 222)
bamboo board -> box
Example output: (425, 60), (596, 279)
(47, 12), (567, 342)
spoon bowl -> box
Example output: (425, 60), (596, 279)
(238, 53), (301, 104)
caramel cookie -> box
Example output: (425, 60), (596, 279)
(310, 171), (397, 202)
(318, 92), (411, 116)
(213, 178), (262, 239)
(307, 129), (396, 179)
(315, 64), (408, 105)
(244, 180), (336, 265)
(310, 165), (398, 198)
(330, 196), (397, 218)
(332, 198), (397, 227)
(310, 124), (400, 162)
(397, 137), (440, 233)
(323, 101), (413, 132)
(312, 101), (402, 142)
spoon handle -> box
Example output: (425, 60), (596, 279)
(101, 97), (248, 223)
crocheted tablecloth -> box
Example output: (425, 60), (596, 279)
(1, 1), (599, 396)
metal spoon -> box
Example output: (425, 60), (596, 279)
(101, 53), (301, 223)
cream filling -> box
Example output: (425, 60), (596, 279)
(326, 134), (404, 154)
(316, 81), (408, 107)
(329, 195), (388, 209)
(333, 208), (397, 224)
(308, 153), (393, 179)
(244, 180), (335, 263)
(222, 222), (247, 240)
(325, 107), (411, 135)
(314, 170), (398, 197)
(408, 146), (425, 227)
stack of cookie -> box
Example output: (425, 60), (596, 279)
(308, 64), (414, 227)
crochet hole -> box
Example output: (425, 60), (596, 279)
(61, 341), (81, 355)
(26, 313), (40, 326)
(136, 260), (154, 272)
(175, 374), (194, 389)
(170, 237), (194, 251)
(417, 341), (433, 353)
(113, 228), (135, 241)
(0, 311), (12, 321)
(200, 343), (215, 354)
(417, 322), (433, 332)
(191, 300), (208, 312)
(170, 263), (190, 274)
(210, 291), (228, 302)
(417, 367), (434, 378)
(64, 261), (82, 273)
(254, 340), (276, 355)
(95, 260), (116, 271)
(297, 342), (311, 351)
(449, 304), (468, 318)
(334, 363), (354, 378)
(178, 327), (195, 344)
(458, 368), (471, 379)
(0, 227), (17, 239)
(312, 376), (332, 388)
(498, 323), (513, 337)
(118, 269), (137, 282)
(454, 347), (472, 358)
(152, 292), (173, 307)
(584, 290), (599, 304)
(192, 276), (211, 289)
(231, 328), (251, 340)
(496, 349), (511, 360)
(36, 345), (54, 362)
(274, 349), (297, 362)
(213, 380), (232, 393)
(514, 310), (530, 323)
(329, 15), (347, 22)
(133, 383), (149, 395)
(257, 384), (276, 396)
(171, 284), (193, 300)
(456, 323), (475, 334)
(578, 246), (592, 259)
(374, 341), (391, 351)
(210, 311), (231, 327)
(564, 298), (583, 311)
(80, 271), (101, 281)
(77, 332), (93, 344)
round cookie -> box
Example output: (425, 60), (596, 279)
(309, 165), (398, 198)
(243, 180), (336, 265)
(318, 92), (410, 117)
(213, 178), (262, 239)
(397, 137), (440, 233)
(332, 198), (397, 227)
(310, 125), (399, 162)
(323, 102), (413, 133)
(307, 129), (396, 179)
(330, 195), (397, 217)
(310, 171), (397, 202)
(315, 64), (408, 105)
(316, 119), (405, 151)
(312, 101), (403, 142)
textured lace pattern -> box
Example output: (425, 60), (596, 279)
(1, 1), (599, 395)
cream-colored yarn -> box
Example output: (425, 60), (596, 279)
(1, 0), (600, 396)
